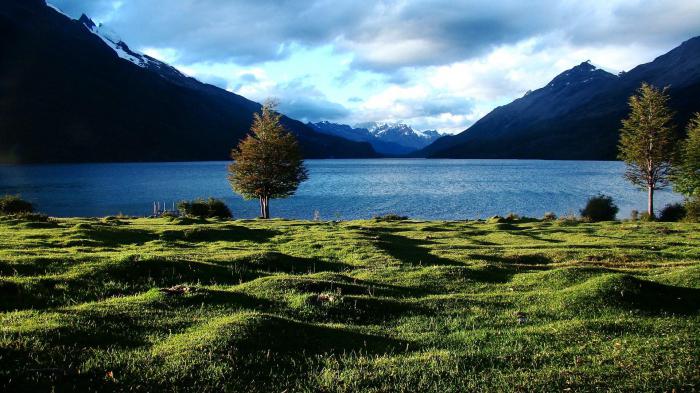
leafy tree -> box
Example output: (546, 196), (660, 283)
(618, 83), (677, 217)
(227, 102), (308, 219)
(672, 112), (700, 198)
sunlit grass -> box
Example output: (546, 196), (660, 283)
(1, 215), (699, 391)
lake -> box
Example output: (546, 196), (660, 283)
(0, 159), (682, 220)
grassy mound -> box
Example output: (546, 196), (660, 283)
(0, 217), (699, 391)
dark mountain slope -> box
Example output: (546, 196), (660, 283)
(419, 37), (700, 160)
(0, 0), (377, 163)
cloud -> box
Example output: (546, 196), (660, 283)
(47, 0), (700, 134)
(278, 97), (350, 123)
(50, 0), (700, 72)
(271, 79), (351, 122)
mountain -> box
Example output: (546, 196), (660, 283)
(419, 38), (700, 160)
(360, 122), (444, 152)
(309, 121), (442, 155)
(0, 0), (378, 163)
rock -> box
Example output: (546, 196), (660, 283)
(159, 285), (196, 296)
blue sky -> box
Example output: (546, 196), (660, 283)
(50, 0), (700, 133)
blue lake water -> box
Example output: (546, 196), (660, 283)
(0, 159), (682, 220)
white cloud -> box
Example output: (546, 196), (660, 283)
(49, 0), (700, 134)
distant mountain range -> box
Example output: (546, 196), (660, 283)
(1, 1), (699, 163)
(0, 0), (378, 163)
(418, 37), (700, 159)
(309, 121), (442, 155)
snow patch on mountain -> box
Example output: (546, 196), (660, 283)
(74, 14), (195, 87)
(357, 122), (442, 139)
(310, 121), (443, 155)
(46, 3), (70, 18)
(78, 15), (155, 68)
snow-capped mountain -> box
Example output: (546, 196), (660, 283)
(79, 15), (152, 68)
(77, 14), (200, 89)
(309, 121), (443, 155)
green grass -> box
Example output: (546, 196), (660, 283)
(0, 215), (699, 392)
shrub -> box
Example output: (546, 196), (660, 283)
(373, 214), (408, 221)
(684, 197), (700, 222)
(580, 194), (618, 222)
(161, 211), (179, 218)
(505, 212), (520, 221)
(177, 198), (232, 219)
(640, 212), (654, 222)
(659, 203), (686, 222)
(21, 213), (49, 222)
(177, 200), (209, 218)
(0, 195), (34, 215)
(542, 212), (557, 221)
(487, 215), (506, 224)
(629, 209), (639, 221)
(207, 199), (233, 219)
(555, 215), (579, 226)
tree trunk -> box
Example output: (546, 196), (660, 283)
(259, 195), (270, 219)
(647, 185), (654, 218)
(259, 196), (266, 219)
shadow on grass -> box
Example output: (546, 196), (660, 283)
(70, 227), (156, 246)
(364, 228), (460, 266)
(237, 252), (352, 274)
(557, 274), (700, 316)
(474, 253), (554, 266)
(240, 274), (406, 298)
(160, 225), (279, 243)
(64, 225), (279, 247)
(495, 226), (565, 243)
(285, 294), (421, 325)
(0, 256), (268, 311)
(620, 279), (700, 315)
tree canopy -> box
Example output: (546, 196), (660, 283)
(618, 83), (677, 216)
(228, 103), (308, 219)
(673, 112), (700, 198)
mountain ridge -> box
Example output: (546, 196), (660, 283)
(418, 37), (700, 160)
(309, 121), (442, 155)
(0, 0), (378, 163)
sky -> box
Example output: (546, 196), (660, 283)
(50, 0), (700, 134)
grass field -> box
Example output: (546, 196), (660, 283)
(1, 214), (699, 392)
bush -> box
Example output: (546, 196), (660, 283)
(161, 211), (179, 218)
(505, 212), (520, 221)
(542, 212), (557, 221)
(373, 214), (408, 221)
(0, 195), (34, 215)
(640, 212), (654, 222)
(555, 214), (579, 226)
(659, 203), (686, 222)
(207, 199), (233, 219)
(629, 209), (639, 221)
(580, 194), (618, 222)
(177, 198), (232, 219)
(685, 197), (700, 222)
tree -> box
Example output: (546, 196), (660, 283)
(227, 102), (308, 219)
(618, 83), (677, 217)
(672, 112), (700, 198)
